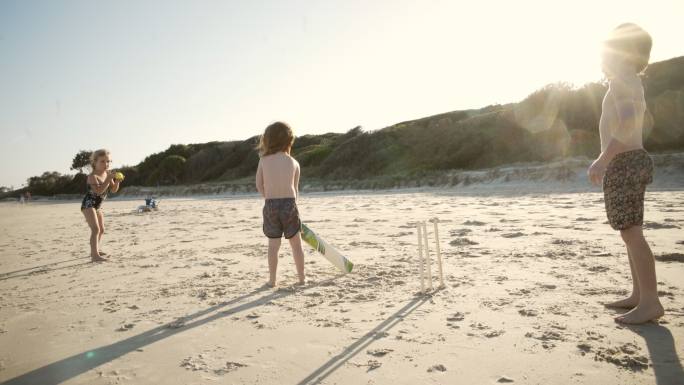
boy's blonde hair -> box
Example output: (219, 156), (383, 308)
(603, 23), (652, 73)
(90, 149), (110, 170)
(257, 121), (295, 156)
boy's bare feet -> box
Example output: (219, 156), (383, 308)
(91, 255), (108, 262)
(98, 251), (108, 256)
(604, 295), (639, 309)
(266, 281), (276, 288)
(614, 301), (664, 324)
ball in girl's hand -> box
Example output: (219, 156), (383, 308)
(114, 171), (125, 181)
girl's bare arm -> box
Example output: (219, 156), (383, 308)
(110, 179), (120, 193)
(88, 174), (113, 195)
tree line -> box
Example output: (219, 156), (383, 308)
(3, 56), (682, 198)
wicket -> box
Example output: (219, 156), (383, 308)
(416, 218), (445, 292)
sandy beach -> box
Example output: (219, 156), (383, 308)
(1, 188), (683, 385)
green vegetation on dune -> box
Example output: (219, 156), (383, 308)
(4, 56), (683, 198)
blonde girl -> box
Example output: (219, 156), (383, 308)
(81, 149), (121, 262)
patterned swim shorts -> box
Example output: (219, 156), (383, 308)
(603, 149), (653, 231)
(263, 198), (301, 239)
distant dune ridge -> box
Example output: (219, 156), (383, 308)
(114, 152), (684, 197)
(6, 56), (684, 197)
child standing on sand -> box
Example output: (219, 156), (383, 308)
(256, 122), (306, 287)
(587, 24), (663, 324)
(81, 149), (122, 262)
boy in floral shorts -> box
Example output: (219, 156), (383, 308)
(587, 23), (663, 324)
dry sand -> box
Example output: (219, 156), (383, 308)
(0, 188), (683, 385)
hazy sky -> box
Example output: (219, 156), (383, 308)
(1, 0), (682, 188)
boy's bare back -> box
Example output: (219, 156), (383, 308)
(256, 152), (300, 199)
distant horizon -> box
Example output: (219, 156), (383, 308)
(2, 0), (683, 188)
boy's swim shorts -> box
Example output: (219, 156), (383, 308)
(263, 198), (301, 239)
(603, 149), (653, 230)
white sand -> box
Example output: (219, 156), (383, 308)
(0, 189), (683, 385)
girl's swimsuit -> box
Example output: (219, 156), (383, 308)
(81, 183), (107, 210)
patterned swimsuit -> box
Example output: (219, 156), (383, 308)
(603, 149), (653, 230)
(81, 182), (108, 210)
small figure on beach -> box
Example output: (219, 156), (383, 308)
(255, 121), (306, 287)
(587, 23), (664, 324)
(137, 195), (159, 212)
(80, 149), (122, 262)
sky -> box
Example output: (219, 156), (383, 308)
(1, 0), (683, 188)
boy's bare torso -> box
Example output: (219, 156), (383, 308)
(599, 75), (647, 152)
(256, 152), (300, 199)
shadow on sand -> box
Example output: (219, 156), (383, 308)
(0, 278), (340, 385)
(0, 259), (92, 282)
(296, 294), (431, 385)
(626, 323), (684, 385)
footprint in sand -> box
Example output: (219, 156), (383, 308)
(427, 364), (447, 372)
(469, 322), (490, 331)
(214, 362), (248, 375)
(450, 228), (472, 237)
(587, 265), (610, 273)
(450, 238), (478, 246)
(525, 330), (564, 349)
(655, 253), (684, 263)
(367, 348), (393, 357)
(592, 343), (649, 371)
(463, 220), (486, 226)
(644, 221), (680, 230)
(585, 330), (605, 341)
(551, 239), (575, 246)
(531, 231), (551, 235)
(102, 299), (120, 313)
(537, 283), (557, 290)
(467, 322), (503, 338)
(518, 309), (538, 317)
(180, 354), (247, 375)
(501, 232), (525, 238)
(446, 312), (465, 328)
(484, 330), (505, 338)
(577, 343), (592, 355)
(116, 322), (135, 332)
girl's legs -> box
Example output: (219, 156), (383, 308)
(287, 232), (305, 285)
(604, 248), (640, 308)
(96, 209), (106, 255)
(268, 238), (281, 287)
(615, 225), (664, 324)
(82, 208), (105, 262)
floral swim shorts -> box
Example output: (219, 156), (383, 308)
(603, 149), (653, 231)
(263, 198), (301, 239)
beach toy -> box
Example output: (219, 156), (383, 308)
(114, 171), (125, 181)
